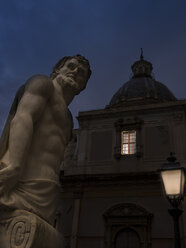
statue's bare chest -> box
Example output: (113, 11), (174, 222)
(51, 95), (66, 122)
(47, 92), (72, 137)
(36, 90), (72, 148)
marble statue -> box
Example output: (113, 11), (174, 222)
(0, 54), (91, 247)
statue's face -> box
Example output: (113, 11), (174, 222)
(56, 58), (89, 94)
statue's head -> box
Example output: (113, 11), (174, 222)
(50, 54), (91, 93)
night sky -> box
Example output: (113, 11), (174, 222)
(0, 0), (186, 131)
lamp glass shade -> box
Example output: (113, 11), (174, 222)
(182, 171), (185, 195)
(161, 169), (184, 197)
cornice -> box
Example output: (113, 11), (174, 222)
(103, 203), (153, 218)
(77, 100), (186, 122)
(60, 171), (159, 189)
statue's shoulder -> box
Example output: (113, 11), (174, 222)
(25, 74), (54, 97)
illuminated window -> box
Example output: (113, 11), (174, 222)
(121, 130), (136, 155)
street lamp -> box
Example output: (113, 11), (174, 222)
(159, 152), (185, 248)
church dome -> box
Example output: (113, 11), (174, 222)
(108, 51), (177, 108)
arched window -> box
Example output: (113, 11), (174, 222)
(114, 228), (140, 248)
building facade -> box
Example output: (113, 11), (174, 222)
(59, 55), (186, 248)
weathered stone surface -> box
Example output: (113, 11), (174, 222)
(0, 209), (64, 248)
(0, 55), (91, 247)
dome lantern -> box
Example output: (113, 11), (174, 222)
(107, 52), (177, 108)
(131, 49), (153, 78)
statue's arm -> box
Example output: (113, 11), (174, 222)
(0, 75), (53, 192)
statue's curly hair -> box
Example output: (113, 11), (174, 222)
(50, 54), (91, 81)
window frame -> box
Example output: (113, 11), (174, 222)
(121, 130), (136, 155)
(114, 118), (143, 159)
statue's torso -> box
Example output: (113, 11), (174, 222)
(0, 80), (73, 224)
(20, 87), (72, 182)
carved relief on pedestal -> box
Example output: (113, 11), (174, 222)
(7, 215), (36, 248)
(0, 210), (64, 248)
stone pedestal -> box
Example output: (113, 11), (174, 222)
(0, 209), (64, 248)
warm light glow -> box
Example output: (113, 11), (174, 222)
(181, 171), (185, 194)
(161, 169), (182, 196)
(121, 130), (136, 155)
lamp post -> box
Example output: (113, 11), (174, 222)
(159, 152), (185, 248)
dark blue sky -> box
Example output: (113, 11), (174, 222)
(0, 0), (186, 131)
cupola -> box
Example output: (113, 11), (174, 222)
(107, 51), (177, 108)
